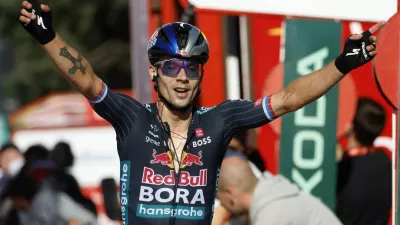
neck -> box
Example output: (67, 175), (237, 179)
(157, 100), (192, 134)
(347, 135), (363, 149)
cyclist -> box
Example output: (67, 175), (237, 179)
(19, 1), (385, 224)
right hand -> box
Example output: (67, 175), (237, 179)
(334, 21), (386, 75)
(19, 0), (56, 45)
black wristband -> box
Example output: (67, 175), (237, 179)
(38, 29), (56, 45)
(334, 54), (351, 75)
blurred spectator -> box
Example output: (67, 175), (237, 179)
(213, 135), (265, 225)
(0, 143), (24, 225)
(0, 143), (19, 153)
(336, 98), (391, 225)
(217, 156), (342, 225)
(24, 144), (49, 163)
(213, 154), (263, 225)
(51, 142), (74, 169)
(227, 131), (265, 172)
(50, 142), (97, 217)
(0, 143), (24, 178)
(5, 161), (42, 225)
(0, 143), (98, 225)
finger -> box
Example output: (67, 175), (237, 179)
(370, 36), (377, 43)
(369, 50), (377, 57)
(20, 8), (36, 20)
(19, 15), (31, 24)
(349, 33), (363, 41)
(41, 4), (51, 12)
(366, 45), (375, 51)
(22, 1), (32, 9)
(369, 21), (386, 34)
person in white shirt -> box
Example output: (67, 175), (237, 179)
(216, 156), (343, 225)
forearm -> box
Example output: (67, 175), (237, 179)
(41, 34), (102, 98)
(273, 61), (343, 115)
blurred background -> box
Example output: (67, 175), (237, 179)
(0, 0), (398, 225)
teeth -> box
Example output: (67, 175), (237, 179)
(175, 88), (188, 92)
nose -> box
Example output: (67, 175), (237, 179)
(176, 67), (189, 81)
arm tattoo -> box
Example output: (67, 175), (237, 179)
(59, 47), (86, 75)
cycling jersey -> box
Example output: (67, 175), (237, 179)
(90, 82), (276, 225)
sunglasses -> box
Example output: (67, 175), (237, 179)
(154, 58), (203, 80)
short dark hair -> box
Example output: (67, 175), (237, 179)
(352, 98), (386, 146)
(51, 142), (74, 168)
(0, 142), (19, 152)
(24, 145), (49, 163)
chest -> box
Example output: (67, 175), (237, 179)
(122, 115), (225, 175)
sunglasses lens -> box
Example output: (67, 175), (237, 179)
(185, 62), (202, 79)
(159, 59), (202, 79)
(162, 60), (183, 77)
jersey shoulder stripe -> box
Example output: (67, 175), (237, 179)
(88, 82), (108, 104)
(262, 96), (276, 120)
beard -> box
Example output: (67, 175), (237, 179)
(159, 92), (193, 113)
(155, 82), (200, 113)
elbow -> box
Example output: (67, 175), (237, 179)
(70, 75), (99, 99)
(75, 81), (93, 97)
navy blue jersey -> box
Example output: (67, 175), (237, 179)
(90, 82), (276, 225)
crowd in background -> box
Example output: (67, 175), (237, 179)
(0, 142), (98, 225)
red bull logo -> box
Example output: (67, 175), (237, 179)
(150, 149), (172, 165)
(142, 167), (207, 187)
(150, 150), (203, 169)
(182, 151), (203, 167)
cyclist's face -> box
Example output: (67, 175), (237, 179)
(149, 57), (202, 110)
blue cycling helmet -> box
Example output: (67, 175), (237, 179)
(147, 22), (210, 65)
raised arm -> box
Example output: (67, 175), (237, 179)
(271, 61), (342, 116)
(219, 22), (385, 142)
(19, 1), (102, 99)
(42, 35), (102, 98)
(19, 1), (143, 142)
(270, 22), (385, 117)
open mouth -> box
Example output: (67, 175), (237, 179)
(174, 88), (189, 98)
(174, 88), (189, 93)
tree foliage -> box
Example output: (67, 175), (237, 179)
(0, 0), (132, 108)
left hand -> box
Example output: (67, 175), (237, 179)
(335, 21), (386, 74)
(20, 0), (56, 45)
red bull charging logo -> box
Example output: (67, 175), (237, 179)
(150, 149), (203, 169)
